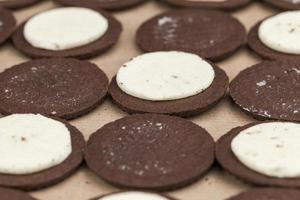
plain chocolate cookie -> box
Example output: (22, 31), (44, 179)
(162, 0), (251, 10)
(12, 9), (122, 59)
(216, 122), (300, 187)
(136, 9), (246, 61)
(229, 60), (300, 122)
(0, 0), (40, 9)
(263, 0), (300, 10)
(227, 188), (300, 200)
(0, 58), (109, 119)
(248, 20), (300, 61)
(85, 114), (215, 191)
(0, 117), (85, 190)
(0, 187), (36, 200)
(0, 7), (16, 45)
(54, 0), (145, 10)
(109, 63), (228, 117)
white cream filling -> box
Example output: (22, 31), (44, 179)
(116, 51), (215, 101)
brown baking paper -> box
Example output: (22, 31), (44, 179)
(0, 1), (278, 199)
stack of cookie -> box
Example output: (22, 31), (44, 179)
(0, 0), (299, 199)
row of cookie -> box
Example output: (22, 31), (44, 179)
(1, 7), (299, 62)
(0, 51), (298, 122)
(1, 0), (300, 11)
(0, 113), (299, 197)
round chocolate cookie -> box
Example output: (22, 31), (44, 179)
(229, 60), (300, 122)
(0, 187), (36, 200)
(109, 63), (228, 117)
(0, 116), (85, 190)
(216, 122), (300, 187)
(92, 191), (176, 200)
(54, 0), (145, 10)
(85, 114), (215, 191)
(12, 9), (122, 59)
(0, 7), (16, 45)
(248, 20), (300, 61)
(0, 0), (40, 9)
(0, 58), (109, 119)
(228, 188), (300, 200)
(136, 9), (246, 61)
(263, 0), (300, 10)
(162, 0), (251, 10)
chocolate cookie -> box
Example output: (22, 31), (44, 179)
(0, 7), (16, 45)
(0, 117), (85, 190)
(263, 0), (300, 10)
(109, 63), (228, 117)
(227, 188), (300, 200)
(85, 114), (215, 191)
(0, 58), (109, 119)
(229, 60), (300, 122)
(162, 0), (251, 10)
(54, 0), (145, 10)
(0, 0), (40, 9)
(248, 20), (300, 61)
(136, 9), (246, 61)
(216, 122), (300, 187)
(92, 191), (176, 200)
(12, 10), (121, 59)
(0, 187), (36, 200)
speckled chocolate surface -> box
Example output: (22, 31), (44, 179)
(109, 64), (229, 117)
(0, 117), (85, 190)
(216, 122), (300, 187)
(54, 0), (145, 10)
(0, 8), (16, 45)
(162, 0), (251, 10)
(227, 188), (300, 200)
(85, 114), (215, 191)
(12, 10), (122, 59)
(230, 60), (300, 122)
(248, 21), (300, 61)
(0, 0), (40, 9)
(136, 9), (246, 61)
(263, 0), (300, 10)
(0, 58), (109, 119)
(0, 187), (36, 200)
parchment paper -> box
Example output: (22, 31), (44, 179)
(0, 1), (278, 199)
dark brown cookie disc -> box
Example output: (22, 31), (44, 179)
(0, 0), (40, 9)
(0, 58), (109, 119)
(92, 191), (176, 200)
(0, 7), (16, 45)
(85, 114), (215, 191)
(54, 0), (145, 10)
(0, 117), (85, 190)
(0, 187), (36, 200)
(12, 10), (122, 59)
(136, 9), (246, 61)
(162, 0), (251, 10)
(263, 0), (300, 10)
(216, 122), (300, 187)
(229, 60), (300, 122)
(248, 20), (300, 61)
(228, 188), (300, 200)
(109, 63), (228, 117)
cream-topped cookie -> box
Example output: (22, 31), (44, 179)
(24, 7), (108, 51)
(258, 11), (300, 54)
(116, 51), (215, 101)
(0, 114), (72, 175)
(231, 122), (300, 178)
